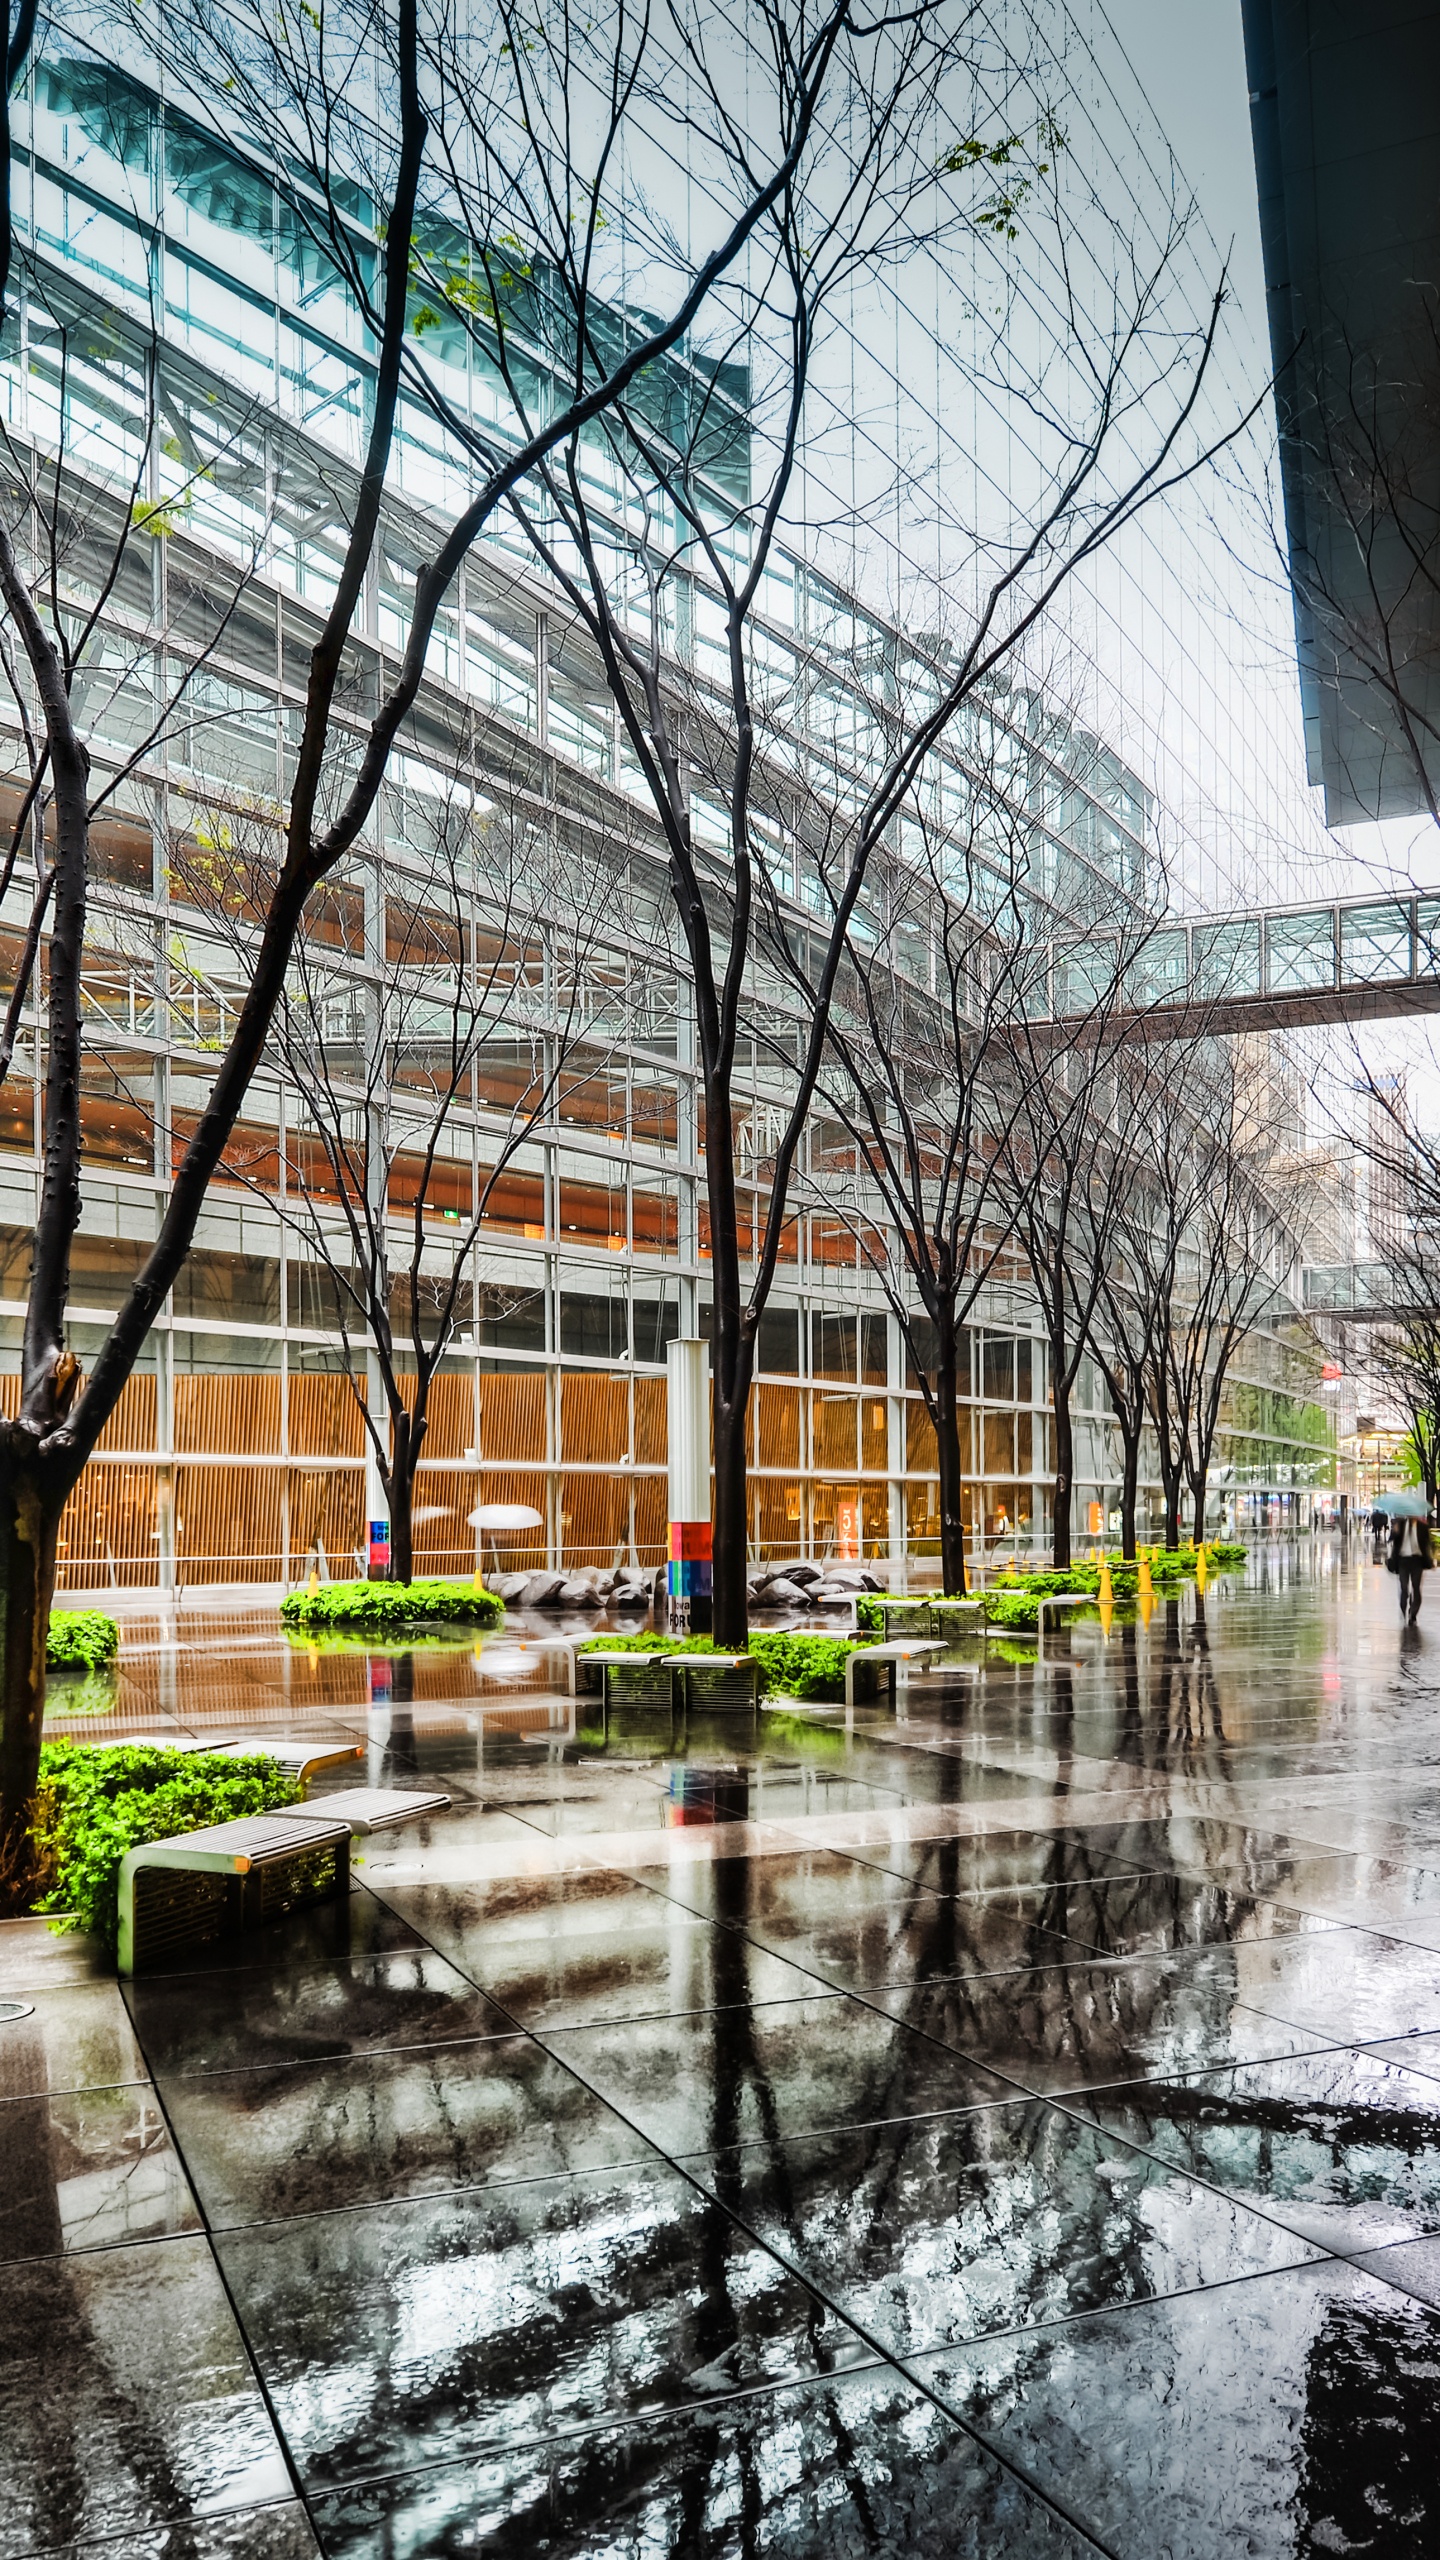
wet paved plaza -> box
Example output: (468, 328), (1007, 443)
(6, 1541), (1440, 2554)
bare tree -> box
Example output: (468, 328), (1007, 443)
(375, 0), (1252, 1639)
(786, 760), (1045, 1596)
(1140, 1043), (1297, 1544)
(0, 0), (865, 1869)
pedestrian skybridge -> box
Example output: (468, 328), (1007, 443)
(1044, 890), (1440, 1035)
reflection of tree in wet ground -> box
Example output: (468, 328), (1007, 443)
(1299, 2285), (1440, 2556)
(1110, 2072), (1440, 2214)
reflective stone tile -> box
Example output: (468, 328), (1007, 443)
(216, 2167), (865, 2492)
(45, 2502), (319, 2557)
(1030, 1872), (1338, 1960)
(683, 2099), (1317, 2357)
(473, 1923), (830, 2031)
(913, 2259), (1440, 2559)
(0, 2234), (290, 2550)
(1, 2084), (200, 2259)
(383, 1866), (683, 1959)
(308, 2364), (1094, 2558)
(1229, 1927), (1440, 2042)
(0, 1982), (148, 2100)
(839, 1826), (1154, 1894)
(1349, 2233), (1440, 2308)
(868, 1945), (1336, 2093)
(542, 1996), (1013, 2151)
(1044, 1816), (1337, 1894)
(1363, 2030), (1440, 2082)
(0, 1917), (111, 1994)
(732, 1898), (1081, 1994)
(125, 1949), (510, 2077)
(1077, 2048), (1440, 2249)
(161, 2035), (652, 2225)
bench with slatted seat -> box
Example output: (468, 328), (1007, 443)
(285, 1785), (452, 1834)
(205, 1740), (364, 1783)
(846, 1637), (947, 1711)
(117, 1809), (355, 1975)
(665, 1652), (761, 1716)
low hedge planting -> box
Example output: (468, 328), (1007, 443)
(32, 1740), (300, 1947)
(46, 1610), (120, 1672)
(579, 1627), (872, 1702)
(981, 1544), (1249, 1629)
(280, 1578), (504, 1633)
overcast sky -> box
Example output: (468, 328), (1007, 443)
(1103, 1), (1269, 369)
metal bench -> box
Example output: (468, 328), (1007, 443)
(285, 1785), (452, 1833)
(1035, 1593), (1091, 1648)
(925, 1597), (990, 1645)
(206, 1740), (364, 1783)
(864, 1596), (934, 1639)
(845, 1637), (947, 1713)
(576, 1650), (678, 1717)
(665, 1652), (760, 1715)
(117, 1810), (354, 1975)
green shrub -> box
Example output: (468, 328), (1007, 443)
(1207, 1541), (1248, 1568)
(578, 1627), (872, 1701)
(46, 1610), (120, 1672)
(280, 1578), (503, 1632)
(33, 1741), (300, 1947)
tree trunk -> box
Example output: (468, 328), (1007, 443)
(1191, 1474), (1206, 1544)
(933, 1309), (967, 1596)
(1119, 1422), (1140, 1560)
(1163, 1480), (1182, 1548)
(0, 1438), (64, 1886)
(1051, 1361), (1074, 1567)
(387, 1404), (423, 1584)
(389, 1466), (413, 1585)
(711, 1380), (749, 1646)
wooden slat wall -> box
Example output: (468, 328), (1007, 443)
(559, 1469), (631, 1561)
(560, 1373), (628, 1465)
(290, 1374), (366, 1456)
(177, 1463), (283, 1582)
(175, 1374), (281, 1454)
(56, 1463), (160, 1586)
(477, 1373), (547, 1463)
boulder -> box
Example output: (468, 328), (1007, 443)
(557, 1577), (603, 1606)
(517, 1571), (566, 1608)
(612, 1581), (652, 1610)
(490, 1572), (530, 1600)
(813, 1579), (860, 1604)
(759, 1575), (807, 1605)
(786, 1562), (823, 1588)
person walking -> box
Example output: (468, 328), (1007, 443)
(1387, 1511), (1434, 1623)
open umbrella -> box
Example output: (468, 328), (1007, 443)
(1375, 1490), (1429, 1517)
(468, 1501), (545, 1583)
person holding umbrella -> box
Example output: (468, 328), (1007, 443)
(1380, 1490), (1435, 1623)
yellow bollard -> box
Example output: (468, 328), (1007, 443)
(1138, 1551), (1153, 1603)
(307, 1562), (320, 1596)
(1098, 1558), (1114, 1607)
(1098, 1597), (1113, 1640)
(1195, 1544), (1208, 1595)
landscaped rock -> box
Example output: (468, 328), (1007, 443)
(786, 1563), (823, 1588)
(518, 1571), (567, 1607)
(557, 1577), (603, 1606)
(758, 1576), (807, 1604)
